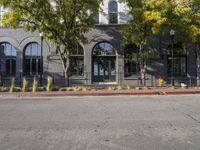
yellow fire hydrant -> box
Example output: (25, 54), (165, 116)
(157, 78), (164, 87)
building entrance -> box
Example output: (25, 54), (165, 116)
(92, 42), (116, 83)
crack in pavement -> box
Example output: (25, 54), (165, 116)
(170, 104), (200, 126)
(183, 113), (200, 125)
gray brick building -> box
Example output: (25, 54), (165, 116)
(0, 1), (199, 86)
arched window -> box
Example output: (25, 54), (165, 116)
(23, 43), (42, 75)
(92, 42), (116, 82)
(124, 44), (140, 77)
(109, 1), (118, 24)
(70, 44), (84, 76)
(93, 42), (116, 56)
(0, 42), (17, 76)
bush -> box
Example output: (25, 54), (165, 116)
(72, 86), (83, 92)
(52, 87), (59, 91)
(59, 87), (67, 91)
(22, 77), (29, 92)
(117, 85), (123, 90)
(59, 87), (72, 91)
(32, 78), (38, 92)
(46, 76), (53, 92)
(0, 87), (8, 92)
(9, 78), (15, 93)
(126, 85), (131, 90)
(15, 87), (21, 92)
(38, 87), (46, 92)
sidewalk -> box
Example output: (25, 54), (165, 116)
(1, 88), (200, 98)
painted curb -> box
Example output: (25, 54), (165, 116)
(1, 89), (200, 98)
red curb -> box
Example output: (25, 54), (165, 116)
(1, 89), (200, 98)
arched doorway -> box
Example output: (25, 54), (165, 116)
(92, 42), (116, 83)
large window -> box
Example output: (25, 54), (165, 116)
(124, 44), (140, 77)
(23, 43), (42, 75)
(70, 44), (84, 76)
(167, 42), (187, 76)
(167, 56), (187, 76)
(109, 1), (118, 24)
(0, 42), (17, 76)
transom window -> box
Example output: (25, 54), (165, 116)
(0, 42), (17, 76)
(70, 44), (84, 76)
(93, 42), (116, 56)
(25, 43), (41, 56)
(23, 43), (42, 76)
(0, 42), (17, 56)
(109, 1), (118, 24)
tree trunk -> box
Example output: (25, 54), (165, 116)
(57, 46), (70, 87)
(196, 43), (200, 86)
(139, 45), (146, 87)
(63, 58), (70, 87)
(64, 69), (69, 87)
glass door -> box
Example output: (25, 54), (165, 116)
(92, 57), (116, 82)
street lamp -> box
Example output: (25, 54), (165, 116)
(40, 32), (43, 86)
(170, 29), (175, 86)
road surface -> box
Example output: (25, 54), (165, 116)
(0, 95), (200, 150)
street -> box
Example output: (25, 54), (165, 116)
(0, 95), (200, 150)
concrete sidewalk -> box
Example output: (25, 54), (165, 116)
(1, 88), (200, 98)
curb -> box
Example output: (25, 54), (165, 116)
(1, 89), (200, 98)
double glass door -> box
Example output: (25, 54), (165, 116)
(93, 56), (116, 82)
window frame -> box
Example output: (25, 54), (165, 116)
(93, 11), (100, 24)
(69, 44), (84, 77)
(124, 44), (140, 78)
(23, 42), (42, 76)
(0, 6), (4, 22)
(0, 42), (17, 76)
(167, 55), (187, 77)
(108, 0), (118, 24)
(92, 42), (117, 82)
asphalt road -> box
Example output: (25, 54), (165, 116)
(0, 95), (200, 150)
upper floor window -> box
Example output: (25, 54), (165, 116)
(0, 6), (4, 21)
(109, 1), (118, 24)
(93, 12), (99, 24)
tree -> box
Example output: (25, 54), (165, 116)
(144, 0), (200, 85)
(121, 0), (157, 86)
(0, 0), (101, 86)
(144, 0), (200, 41)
